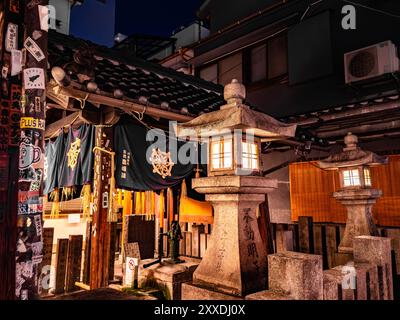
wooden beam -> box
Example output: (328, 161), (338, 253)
(45, 111), (80, 138)
(45, 110), (102, 138)
(316, 119), (400, 138)
(48, 84), (194, 122)
(290, 100), (400, 126)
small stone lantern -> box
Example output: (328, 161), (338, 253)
(317, 133), (388, 254)
(176, 79), (296, 297)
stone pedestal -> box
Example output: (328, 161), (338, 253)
(333, 189), (381, 254)
(353, 236), (393, 300)
(189, 176), (277, 297)
(246, 251), (323, 300)
(138, 258), (199, 300)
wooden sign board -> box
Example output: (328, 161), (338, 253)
(124, 242), (141, 261)
(38, 228), (54, 296)
(54, 238), (69, 294)
(65, 235), (83, 293)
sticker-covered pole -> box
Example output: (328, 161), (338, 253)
(15, 0), (48, 300)
(0, 0), (25, 301)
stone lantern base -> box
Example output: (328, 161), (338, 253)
(181, 176), (277, 299)
(334, 188), (381, 254)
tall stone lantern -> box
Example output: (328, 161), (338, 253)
(317, 133), (388, 254)
(176, 79), (296, 298)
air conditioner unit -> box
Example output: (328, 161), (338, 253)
(344, 40), (399, 84)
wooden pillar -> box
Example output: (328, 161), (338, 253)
(82, 222), (91, 284)
(0, 0), (28, 301)
(326, 225), (338, 268)
(109, 222), (117, 281)
(14, 0), (48, 300)
(0, 150), (18, 300)
(191, 224), (204, 258)
(90, 125), (112, 289)
(65, 235), (83, 292)
(258, 199), (275, 254)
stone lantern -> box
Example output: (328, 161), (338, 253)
(176, 79), (296, 298)
(317, 132), (388, 254)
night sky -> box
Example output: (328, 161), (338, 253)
(70, 0), (203, 47)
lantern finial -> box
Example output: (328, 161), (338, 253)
(344, 132), (358, 151)
(223, 79), (246, 106)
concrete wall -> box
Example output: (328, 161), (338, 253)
(49, 0), (71, 35)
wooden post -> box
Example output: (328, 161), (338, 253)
(199, 233), (207, 258)
(0, 150), (18, 300)
(258, 199), (275, 254)
(299, 216), (314, 254)
(326, 225), (338, 268)
(288, 223), (299, 252)
(0, 0), (24, 300)
(191, 224), (204, 258)
(109, 222), (117, 281)
(14, 0), (49, 300)
(65, 235), (83, 293)
(185, 232), (192, 257)
(54, 238), (68, 294)
(90, 126), (112, 289)
(82, 221), (91, 284)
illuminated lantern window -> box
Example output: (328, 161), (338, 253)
(209, 134), (261, 176)
(176, 79), (297, 177)
(342, 169), (361, 187)
(241, 141), (259, 170)
(211, 137), (233, 170)
(318, 133), (387, 191)
(363, 168), (372, 187)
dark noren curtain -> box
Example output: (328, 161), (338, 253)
(114, 121), (204, 191)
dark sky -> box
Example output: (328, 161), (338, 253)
(70, 0), (203, 47)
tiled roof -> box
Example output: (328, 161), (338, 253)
(47, 31), (225, 116)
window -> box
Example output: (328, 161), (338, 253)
(241, 141), (258, 170)
(364, 168), (372, 186)
(249, 32), (288, 83)
(250, 44), (267, 83)
(211, 138), (233, 170)
(219, 52), (243, 85)
(199, 52), (243, 85)
(343, 169), (361, 187)
(268, 34), (288, 79)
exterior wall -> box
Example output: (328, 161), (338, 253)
(151, 22), (209, 63)
(194, 0), (400, 118)
(174, 23), (210, 50)
(49, 0), (71, 35)
(263, 148), (332, 224)
(203, 0), (281, 34)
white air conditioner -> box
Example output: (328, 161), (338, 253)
(344, 40), (399, 84)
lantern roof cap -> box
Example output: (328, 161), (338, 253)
(317, 133), (388, 170)
(175, 79), (297, 141)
